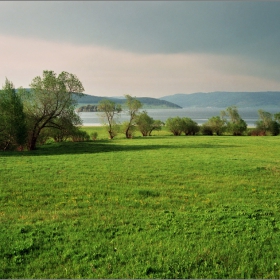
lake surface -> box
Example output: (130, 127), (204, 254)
(80, 107), (280, 127)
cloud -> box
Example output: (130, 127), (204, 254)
(1, 35), (280, 97)
(1, 1), (280, 97)
(1, 2), (280, 58)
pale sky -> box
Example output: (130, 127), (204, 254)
(1, 1), (280, 98)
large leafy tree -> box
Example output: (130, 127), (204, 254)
(124, 95), (142, 139)
(22, 70), (84, 150)
(0, 79), (27, 150)
(98, 99), (122, 139)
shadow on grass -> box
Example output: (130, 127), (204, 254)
(0, 137), (242, 157)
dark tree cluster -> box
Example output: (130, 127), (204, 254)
(77, 104), (98, 112)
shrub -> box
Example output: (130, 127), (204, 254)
(70, 129), (90, 142)
(90, 132), (98, 141)
(136, 114), (163, 136)
(181, 117), (200, 135)
(165, 117), (183, 136)
(201, 125), (213, 135)
(203, 116), (226, 136)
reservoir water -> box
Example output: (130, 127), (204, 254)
(80, 107), (280, 127)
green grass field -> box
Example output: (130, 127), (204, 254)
(1, 129), (280, 278)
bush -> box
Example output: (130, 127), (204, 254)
(70, 129), (90, 142)
(90, 132), (98, 140)
(227, 120), (247, 136)
(165, 117), (183, 136)
(248, 129), (266, 136)
(201, 125), (213, 135)
(136, 112), (163, 136)
(181, 117), (200, 135)
(269, 121), (280, 136)
(203, 116), (226, 136)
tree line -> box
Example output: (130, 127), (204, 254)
(164, 106), (280, 137)
(98, 97), (280, 138)
(96, 97), (280, 139)
(1, 70), (280, 151)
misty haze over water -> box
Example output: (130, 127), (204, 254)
(80, 107), (280, 127)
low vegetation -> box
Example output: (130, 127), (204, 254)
(1, 134), (280, 278)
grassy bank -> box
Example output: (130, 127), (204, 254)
(1, 134), (280, 278)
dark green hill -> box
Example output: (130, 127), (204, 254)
(160, 92), (280, 108)
(16, 89), (181, 109)
(78, 94), (182, 109)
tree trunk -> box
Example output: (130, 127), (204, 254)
(28, 128), (41, 150)
(125, 127), (130, 139)
(28, 135), (37, 150)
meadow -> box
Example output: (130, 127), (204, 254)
(1, 127), (280, 278)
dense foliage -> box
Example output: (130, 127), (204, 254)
(0, 71), (86, 151)
(165, 117), (199, 136)
(135, 111), (163, 136)
(77, 104), (98, 112)
(252, 109), (280, 136)
(201, 116), (226, 136)
(0, 79), (27, 150)
(221, 106), (248, 136)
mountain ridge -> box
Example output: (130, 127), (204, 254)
(78, 94), (182, 109)
(160, 91), (280, 108)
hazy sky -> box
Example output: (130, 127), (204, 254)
(1, 1), (280, 97)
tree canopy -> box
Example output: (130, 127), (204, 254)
(22, 70), (84, 150)
(0, 79), (27, 150)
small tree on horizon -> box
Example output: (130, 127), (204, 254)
(255, 109), (279, 136)
(98, 99), (122, 139)
(123, 95), (142, 139)
(221, 106), (247, 135)
(135, 111), (163, 136)
(165, 117), (183, 136)
(203, 116), (226, 136)
(181, 117), (200, 135)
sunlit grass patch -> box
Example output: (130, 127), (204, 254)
(1, 135), (280, 278)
